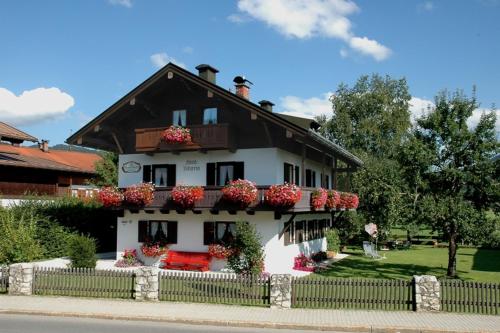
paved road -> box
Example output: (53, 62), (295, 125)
(0, 314), (355, 333)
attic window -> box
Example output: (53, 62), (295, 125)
(172, 110), (186, 127)
(203, 108), (217, 125)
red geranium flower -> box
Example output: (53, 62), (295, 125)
(221, 179), (258, 207)
(311, 188), (327, 210)
(161, 126), (192, 144)
(97, 186), (123, 207)
(325, 190), (341, 209)
(264, 183), (302, 208)
(123, 183), (155, 206)
(171, 185), (204, 208)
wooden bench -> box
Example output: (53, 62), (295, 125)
(161, 251), (210, 272)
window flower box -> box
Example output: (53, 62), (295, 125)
(264, 183), (302, 208)
(221, 179), (258, 207)
(311, 188), (327, 210)
(171, 185), (204, 208)
(161, 125), (192, 144)
(97, 186), (123, 207)
(123, 182), (155, 206)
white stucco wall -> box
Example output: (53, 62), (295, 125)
(116, 210), (329, 274)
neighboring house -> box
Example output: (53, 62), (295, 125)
(0, 121), (102, 202)
(66, 63), (362, 273)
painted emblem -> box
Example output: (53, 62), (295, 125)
(122, 161), (141, 173)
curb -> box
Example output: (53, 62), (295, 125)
(0, 309), (489, 333)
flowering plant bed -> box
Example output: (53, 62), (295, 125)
(339, 192), (359, 209)
(326, 190), (340, 209)
(293, 254), (316, 272)
(97, 186), (123, 207)
(264, 183), (302, 208)
(161, 125), (192, 144)
(115, 248), (143, 267)
(208, 244), (233, 259)
(171, 185), (204, 208)
(311, 188), (327, 210)
(123, 183), (155, 206)
(221, 179), (258, 207)
(141, 242), (168, 258)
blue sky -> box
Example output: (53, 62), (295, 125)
(0, 0), (499, 145)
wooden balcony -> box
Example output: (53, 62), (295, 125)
(135, 124), (231, 152)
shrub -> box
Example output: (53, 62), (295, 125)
(227, 221), (264, 275)
(311, 251), (327, 262)
(69, 235), (97, 268)
(171, 185), (204, 208)
(35, 218), (75, 258)
(221, 179), (258, 207)
(325, 228), (341, 252)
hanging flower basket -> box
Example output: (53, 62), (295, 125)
(97, 186), (123, 207)
(325, 190), (341, 210)
(123, 183), (155, 206)
(171, 185), (204, 208)
(161, 125), (192, 144)
(208, 244), (233, 259)
(221, 179), (258, 207)
(265, 183), (302, 208)
(140, 241), (168, 258)
(311, 188), (327, 210)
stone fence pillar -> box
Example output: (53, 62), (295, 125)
(134, 267), (159, 301)
(270, 274), (292, 309)
(413, 275), (440, 311)
(8, 263), (33, 296)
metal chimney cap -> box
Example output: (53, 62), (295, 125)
(233, 76), (253, 85)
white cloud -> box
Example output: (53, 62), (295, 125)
(279, 92), (333, 119)
(418, 1), (434, 12)
(150, 52), (186, 69)
(108, 0), (132, 8)
(227, 14), (248, 23)
(0, 87), (75, 126)
(234, 0), (392, 61)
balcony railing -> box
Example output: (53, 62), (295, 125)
(135, 124), (231, 152)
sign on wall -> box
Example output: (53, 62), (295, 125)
(122, 161), (141, 173)
(183, 160), (201, 172)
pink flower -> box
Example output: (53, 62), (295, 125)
(311, 188), (327, 210)
(97, 186), (123, 207)
(265, 183), (302, 208)
(123, 183), (155, 206)
(171, 185), (204, 208)
(221, 179), (258, 207)
(161, 126), (192, 144)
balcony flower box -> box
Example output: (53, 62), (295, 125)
(340, 192), (359, 209)
(171, 185), (204, 208)
(221, 179), (258, 207)
(123, 183), (155, 206)
(264, 183), (302, 208)
(97, 186), (124, 207)
(326, 190), (341, 210)
(161, 125), (192, 144)
(311, 188), (327, 210)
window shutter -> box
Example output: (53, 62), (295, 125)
(284, 221), (291, 246)
(167, 165), (176, 186)
(203, 222), (215, 245)
(143, 165), (151, 183)
(283, 163), (290, 183)
(138, 220), (148, 242)
(167, 221), (178, 244)
(294, 166), (300, 185)
(234, 162), (244, 180)
(206, 163), (216, 186)
(312, 171), (316, 187)
(305, 169), (311, 187)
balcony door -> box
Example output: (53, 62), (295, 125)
(206, 162), (244, 186)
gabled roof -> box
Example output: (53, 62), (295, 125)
(67, 62), (362, 167)
(0, 144), (101, 174)
(275, 114), (321, 131)
(0, 122), (38, 143)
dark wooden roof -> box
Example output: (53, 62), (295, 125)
(0, 122), (38, 144)
(275, 114), (321, 130)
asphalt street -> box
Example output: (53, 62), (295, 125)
(0, 314), (356, 333)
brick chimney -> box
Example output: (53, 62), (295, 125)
(39, 140), (49, 152)
(233, 76), (252, 100)
(259, 100), (274, 112)
(195, 64), (219, 84)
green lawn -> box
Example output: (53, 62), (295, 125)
(316, 245), (500, 283)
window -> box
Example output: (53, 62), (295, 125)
(291, 218), (330, 244)
(284, 163), (300, 185)
(204, 221), (236, 245)
(325, 175), (330, 189)
(138, 220), (177, 245)
(284, 220), (294, 246)
(206, 162), (244, 186)
(172, 110), (186, 127)
(295, 220), (305, 243)
(203, 108), (217, 125)
(305, 169), (316, 187)
(143, 164), (176, 187)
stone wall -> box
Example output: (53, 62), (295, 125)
(8, 263), (33, 296)
(414, 275), (440, 311)
(134, 267), (159, 301)
(270, 274), (292, 309)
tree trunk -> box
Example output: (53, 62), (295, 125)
(447, 232), (458, 277)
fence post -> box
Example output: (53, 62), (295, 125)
(270, 274), (292, 309)
(8, 263), (33, 296)
(413, 275), (440, 312)
(134, 267), (159, 301)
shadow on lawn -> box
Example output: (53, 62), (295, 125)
(471, 248), (500, 272)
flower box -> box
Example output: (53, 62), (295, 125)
(97, 186), (123, 207)
(208, 243), (233, 259)
(123, 183), (155, 206)
(339, 192), (359, 209)
(264, 183), (302, 208)
(325, 190), (340, 210)
(171, 185), (204, 208)
(221, 179), (258, 207)
(161, 126), (192, 144)
(311, 188), (327, 210)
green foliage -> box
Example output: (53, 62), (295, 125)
(69, 235), (97, 268)
(333, 211), (364, 245)
(35, 218), (75, 258)
(227, 221), (264, 275)
(325, 228), (341, 252)
(0, 209), (43, 264)
(88, 151), (118, 187)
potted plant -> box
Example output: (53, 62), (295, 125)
(221, 179), (258, 207)
(140, 241), (168, 267)
(171, 185), (204, 208)
(338, 192), (359, 209)
(114, 249), (143, 268)
(311, 188), (327, 210)
(123, 182), (155, 206)
(161, 125), (192, 144)
(325, 190), (340, 210)
(97, 186), (123, 207)
(325, 228), (340, 259)
(264, 183), (302, 208)
(208, 243), (233, 259)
